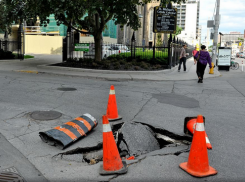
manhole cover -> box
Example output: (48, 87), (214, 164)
(57, 87), (77, 91)
(153, 93), (199, 108)
(30, 111), (62, 120)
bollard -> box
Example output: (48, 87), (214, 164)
(209, 62), (214, 74)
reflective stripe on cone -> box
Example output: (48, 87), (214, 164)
(39, 114), (98, 149)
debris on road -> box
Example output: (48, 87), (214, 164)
(39, 113), (98, 149)
(118, 122), (160, 157)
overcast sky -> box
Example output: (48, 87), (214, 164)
(199, 0), (245, 42)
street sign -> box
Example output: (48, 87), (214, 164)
(153, 5), (177, 33)
(207, 20), (214, 28)
(74, 43), (90, 52)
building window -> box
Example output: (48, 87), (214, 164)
(149, 8), (154, 41)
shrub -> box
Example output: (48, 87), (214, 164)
(155, 64), (162, 69)
(134, 66), (140, 70)
(92, 62), (98, 68)
(113, 62), (121, 70)
(140, 62), (150, 70)
(102, 60), (110, 69)
(0, 49), (15, 59)
(119, 59), (127, 65)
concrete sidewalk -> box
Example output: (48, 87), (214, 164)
(0, 54), (220, 81)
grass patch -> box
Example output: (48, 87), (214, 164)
(24, 55), (34, 59)
(12, 53), (34, 59)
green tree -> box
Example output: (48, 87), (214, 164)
(4, 0), (186, 61)
(0, 1), (7, 32)
(175, 25), (182, 36)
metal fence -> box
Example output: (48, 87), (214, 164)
(0, 24), (24, 60)
(62, 27), (194, 68)
(169, 42), (194, 67)
(0, 39), (24, 60)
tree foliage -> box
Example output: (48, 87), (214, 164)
(0, 1), (7, 32)
(4, 0), (187, 61)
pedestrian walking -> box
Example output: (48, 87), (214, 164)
(194, 45), (212, 83)
(192, 46), (198, 59)
(178, 44), (188, 72)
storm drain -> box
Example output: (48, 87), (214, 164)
(57, 87), (77, 91)
(0, 172), (25, 182)
(30, 111), (62, 120)
(54, 121), (191, 165)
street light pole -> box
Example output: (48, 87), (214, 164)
(219, 32), (223, 47)
(212, 0), (220, 64)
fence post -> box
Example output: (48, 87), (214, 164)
(62, 37), (67, 62)
(18, 23), (24, 60)
(4, 40), (8, 52)
(131, 32), (136, 59)
(168, 34), (172, 69)
(153, 33), (156, 59)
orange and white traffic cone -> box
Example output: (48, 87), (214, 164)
(184, 116), (212, 150)
(180, 115), (217, 177)
(99, 115), (127, 175)
(106, 85), (122, 121)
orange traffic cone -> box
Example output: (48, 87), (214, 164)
(180, 115), (217, 177)
(99, 115), (127, 175)
(184, 117), (212, 150)
(106, 85), (122, 121)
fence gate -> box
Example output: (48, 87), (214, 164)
(0, 25), (24, 60)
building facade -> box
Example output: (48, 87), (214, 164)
(117, 0), (161, 47)
(118, 0), (200, 47)
(218, 32), (244, 54)
(173, 0), (200, 46)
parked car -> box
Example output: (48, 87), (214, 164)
(238, 52), (243, 58)
(83, 45), (116, 58)
(240, 53), (245, 58)
(111, 44), (130, 54)
(231, 54), (236, 60)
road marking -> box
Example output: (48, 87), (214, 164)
(15, 70), (38, 74)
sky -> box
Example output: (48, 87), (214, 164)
(199, 0), (245, 43)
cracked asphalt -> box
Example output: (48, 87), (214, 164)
(0, 59), (245, 182)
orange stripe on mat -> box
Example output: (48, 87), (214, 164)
(54, 126), (77, 140)
(65, 121), (86, 136)
(75, 117), (92, 131)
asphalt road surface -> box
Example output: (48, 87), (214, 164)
(0, 65), (245, 181)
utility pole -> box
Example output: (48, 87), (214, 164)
(212, 0), (220, 64)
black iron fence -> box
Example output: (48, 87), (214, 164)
(169, 42), (194, 68)
(62, 27), (194, 69)
(0, 39), (24, 60)
(63, 40), (169, 63)
(0, 27), (24, 60)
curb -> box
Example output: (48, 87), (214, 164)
(37, 64), (176, 74)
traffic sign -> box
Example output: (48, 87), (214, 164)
(74, 43), (90, 52)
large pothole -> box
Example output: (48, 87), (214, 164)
(54, 121), (191, 165)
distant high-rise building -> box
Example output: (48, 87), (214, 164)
(172, 0), (200, 46)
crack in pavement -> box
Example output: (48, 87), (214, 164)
(131, 96), (153, 121)
(108, 174), (119, 182)
(227, 80), (245, 98)
(171, 81), (175, 93)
